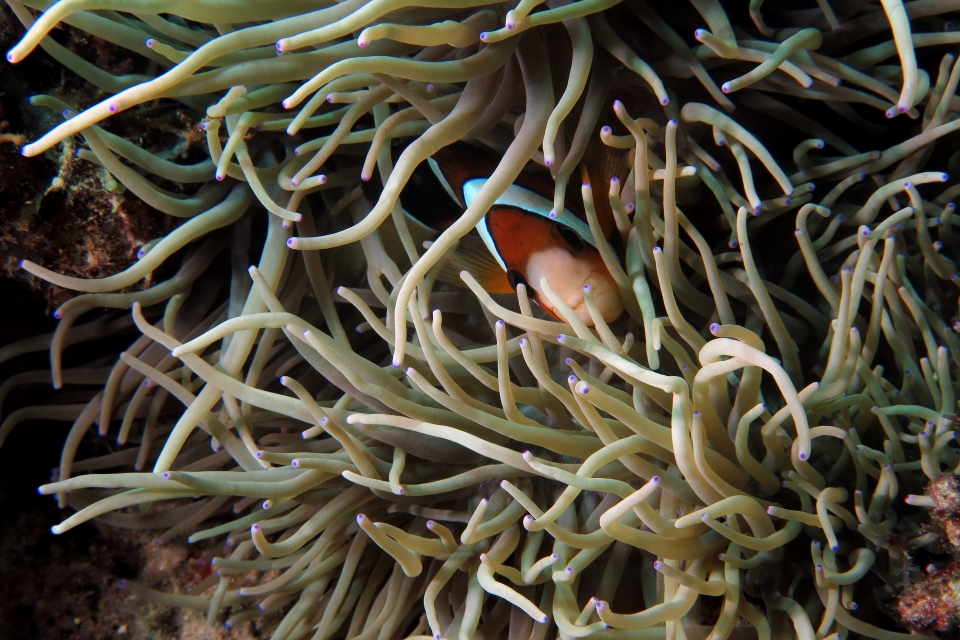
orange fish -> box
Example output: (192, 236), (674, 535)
(401, 142), (627, 325)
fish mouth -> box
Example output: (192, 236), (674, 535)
(567, 299), (595, 325)
(536, 274), (623, 326)
(567, 277), (624, 325)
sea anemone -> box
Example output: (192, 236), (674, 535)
(4, 0), (960, 638)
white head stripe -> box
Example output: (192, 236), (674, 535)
(462, 179), (597, 259)
(476, 216), (507, 270)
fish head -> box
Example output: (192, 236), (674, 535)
(485, 207), (624, 325)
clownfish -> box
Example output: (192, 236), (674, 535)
(400, 142), (628, 325)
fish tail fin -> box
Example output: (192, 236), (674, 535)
(580, 140), (630, 241)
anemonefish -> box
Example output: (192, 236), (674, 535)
(400, 142), (627, 325)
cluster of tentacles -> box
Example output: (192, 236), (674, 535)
(4, 0), (960, 638)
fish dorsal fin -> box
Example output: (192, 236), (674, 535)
(430, 240), (513, 294)
(580, 142), (631, 240)
(428, 157), (463, 208)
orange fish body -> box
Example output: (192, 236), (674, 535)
(401, 143), (625, 325)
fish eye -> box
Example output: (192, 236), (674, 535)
(507, 270), (527, 291)
(556, 225), (585, 253)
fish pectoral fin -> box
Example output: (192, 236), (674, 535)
(430, 243), (513, 294)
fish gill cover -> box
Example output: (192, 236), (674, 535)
(2, 0), (960, 638)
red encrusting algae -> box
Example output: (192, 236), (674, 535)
(899, 474), (960, 634)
